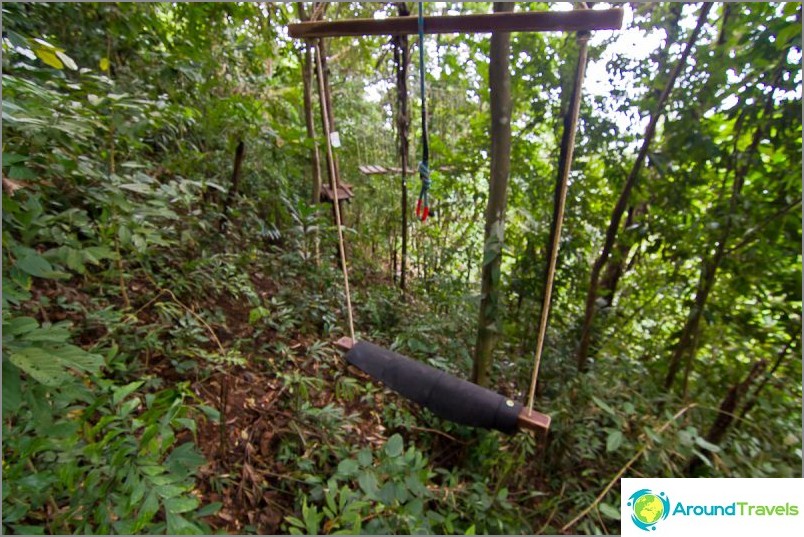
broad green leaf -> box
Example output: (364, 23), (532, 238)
(591, 396), (616, 417)
(2, 359), (22, 415)
(599, 502), (621, 520)
(34, 48), (63, 69)
(9, 347), (72, 386)
(4, 316), (39, 336)
(15, 252), (54, 278)
(606, 430), (623, 452)
(694, 436), (721, 453)
(384, 433), (404, 458)
(357, 448), (372, 467)
(8, 166), (36, 180)
(195, 501), (222, 517)
(357, 472), (378, 498)
(164, 496), (200, 514)
(113, 380), (145, 405)
(119, 183), (153, 194)
(2, 153), (27, 166)
(55, 50), (77, 70)
(337, 458), (359, 476)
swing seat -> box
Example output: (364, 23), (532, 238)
(337, 338), (550, 434)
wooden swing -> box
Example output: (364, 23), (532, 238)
(296, 3), (622, 434)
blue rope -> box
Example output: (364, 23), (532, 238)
(417, 2), (431, 220)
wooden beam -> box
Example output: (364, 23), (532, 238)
(288, 8), (623, 39)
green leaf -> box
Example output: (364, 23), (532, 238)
(591, 396), (616, 417)
(113, 380), (145, 405)
(694, 436), (721, 453)
(15, 252), (55, 278)
(166, 511), (202, 534)
(196, 501), (222, 517)
(2, 359), (22, 415)
(164, 496), (200, 514)
(357, 448), (372, 467)
(464, 524), (476, 535)
(2, 153), (27, 167)
(337, 458), (359, 477)
(55, 50), (78, 70)
(606, 430), (623, 453)
(378, 482), (396, 505)
(4, 316), (39, 336)
(8, 166), (36, 180)
(358, 472), (378, 498)
(155, 484), (186, 499)
(119, 183), (153, 194)
(9, 347), (72, 386)
(599, 502), (621, 520)
(384, 433), (404, 458)
(34, 48), (63, 69)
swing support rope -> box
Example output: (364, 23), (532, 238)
(415, 2), (431, 222)
(315, 39), (355, 342)
(526, 21), (590, 412)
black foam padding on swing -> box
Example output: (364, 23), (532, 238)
(345, 340), (522, 434)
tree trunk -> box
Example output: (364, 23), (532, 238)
(740, 335), (798, 419)
(685, 359), (767, 476)
(395, 2), (410, 293)
(473, 2), (514, 387)
(297, 3), (322, 205)
(316, 38), (340, 196)
(598, 203), (646, 307)
(576, 4), (711, 372)
(220, 140), (245, 231)
(665, 66), (784, 392)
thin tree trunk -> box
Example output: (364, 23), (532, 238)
(576, 4), (712, 372)
(297, 3), (322, 205)
(220, 140), (245, 231)
(318, 39), (340, 183)
(598, 204), (645, 307)
(473, 2), (514, 387)
(685, 359), (767, 476)
(395, 2), (410, 293)
(665, 66), (784, 391)
(315, 38), (338, 198)
(740, 334), (798, 419)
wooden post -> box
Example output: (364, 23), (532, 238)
(394, 2), (410, 293)
(473, 2), (514, 388)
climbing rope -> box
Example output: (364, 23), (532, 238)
(526, 26), (591, 412)
(314, 40), (355, 341)
(415, 2), (431, 222)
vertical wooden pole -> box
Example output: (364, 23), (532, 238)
(473, 2), (514, 387)
(394, 2), (410, 292)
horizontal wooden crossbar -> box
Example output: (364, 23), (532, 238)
(288, 8), (623, 39)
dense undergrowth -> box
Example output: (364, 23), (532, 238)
(3, 2), (801, 535)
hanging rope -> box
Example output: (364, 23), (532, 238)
(315, 40), (355, 341)
(415, 2), (431, 222)
(526, 28), (590, 412)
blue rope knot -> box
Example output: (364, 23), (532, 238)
(418, 161), (431, 189)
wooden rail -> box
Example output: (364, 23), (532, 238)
(288, 9), (623, 38)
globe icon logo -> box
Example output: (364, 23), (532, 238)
(627, 489), (670, 531)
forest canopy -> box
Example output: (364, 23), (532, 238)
(2, 2), (802, 535)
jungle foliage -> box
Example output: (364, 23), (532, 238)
(2, 2), (801, 535)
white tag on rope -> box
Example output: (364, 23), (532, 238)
(330, 131), (341, 148)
